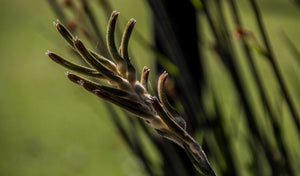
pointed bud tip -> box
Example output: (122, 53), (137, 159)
(130, 18), (136, 23)
(66, 73), (84, 86)
(112, 10), (120, 17)
(53, 19), (60, 26)
(159, 71), (168, 81)
(45, 50), (51, 55)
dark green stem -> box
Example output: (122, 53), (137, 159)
(248, 0), (300, 134)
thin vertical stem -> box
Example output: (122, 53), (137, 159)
(201, 0), (281, 174)
(81, 0), (109, 58)
(229, 1), (295, 175)
(47, 0), (67, 24)
(248, 0), (300, 132)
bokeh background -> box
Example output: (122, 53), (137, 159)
(0, 0), (300, 176)
(0, 0), (152, 175)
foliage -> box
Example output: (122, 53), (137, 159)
(47, 0), (300, 175)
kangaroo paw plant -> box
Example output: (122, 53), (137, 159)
(47, 11), (215, 176)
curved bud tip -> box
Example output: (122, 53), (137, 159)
(112, 10), (120, 16)
(129, 18), (136, 24)
(110, 11), (120, 20)
(47, 52), (63, 64)
(46, 51), (61, 63)
(73, 37), (83, 48)
(159, 71), (168, 82)
(66, 72), (76, 81)
(143, 66), (150, 73)
(53, 19), (60, 26)
(55, 23), (61, 29)
(66, 73), (85, 86)
(73, 37), (86, 52)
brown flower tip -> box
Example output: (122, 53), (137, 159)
(234, 26), (251, 39)
(67, 19), (77, 31)
(62, 0), (73, 7)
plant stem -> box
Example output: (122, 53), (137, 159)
(248, 0), (300, 133)
(228, 1), (294, 175)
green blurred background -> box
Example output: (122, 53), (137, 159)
(0, 0), (300, 176)
(0, 0), (153, 175)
